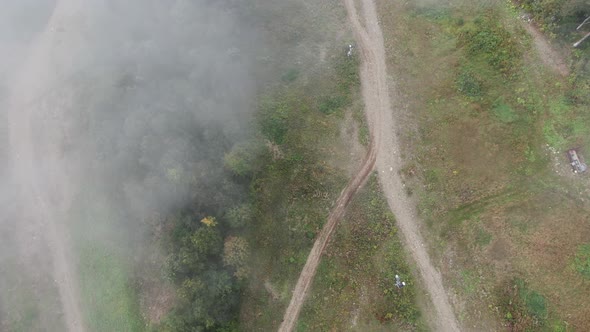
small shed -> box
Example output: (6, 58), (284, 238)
(567, 148), (587, 173)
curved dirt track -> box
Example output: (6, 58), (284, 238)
(277, 103), (378, 332)
(7, 1), (85, 331)
(279, 0), (460, 331)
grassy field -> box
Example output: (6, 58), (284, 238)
(238, 53), (362, 331)
(0, 200), (66, 332)
(70, 187), (145, 332)
(239, 64), (424, 330)
(237, 1), (424, 330)
(297, 175), (425, 331)
(377, 0), (590, 329)
(0, 249), (65, 332)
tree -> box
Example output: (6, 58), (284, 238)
(562, 0), (589, 17)
(200, 216), (218, 227)
(169, 224), (222, 279)
(226, 204), (253, 228)
(224, 141), (263, 177)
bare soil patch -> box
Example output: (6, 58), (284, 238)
(522, 20), (570, 76)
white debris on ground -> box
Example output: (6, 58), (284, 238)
(544, 143), (590, 202)
(545, 144), (562, 173)
(395, 274), (406, 289)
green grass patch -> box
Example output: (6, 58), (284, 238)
(475, 227), (492, 247)
(518, 282), (548, 322)
(573, 243), (590, 279)
(492, 100), (518, 123)
(460, 269), (480, 294)
(69, 189), (145, 332)
(543, 121), (567, 149)
(353, 107), (370, 146)
(499, 278), (548, 330)
(258, 95), (291, 145)
(318, 95), (347, 115)
(411, 5), (453, 22)
(78, 244), (144, 332)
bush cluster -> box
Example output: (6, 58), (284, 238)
(458, 14), (522, 75)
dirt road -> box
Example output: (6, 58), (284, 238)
(523, 22), (569, 76)
(348, 0), (461, 330)
(7, 1), (85, 331)
(279, 0), (460, 331)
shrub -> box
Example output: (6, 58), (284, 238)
(163, 214), (240, 331)
(498, 278), (547, 330)
(224, 142), (263, 177)
(226, 204), (253, 228)
(458, 14), (522, 74)
(258, 97), (290, 144)
(456, 71), (483, 97)
(318, 95), (346, 114)
(281, 68), (300, 83)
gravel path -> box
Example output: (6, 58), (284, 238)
(349, 0), (461, 330)
(7, 1), (85, 331)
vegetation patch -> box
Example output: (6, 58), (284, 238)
(297, 176), (423, 330)
(282, 68), (300, 83)
(379, 0), (590, 328)
(458, 13), (522, 75)
(498, 278), (547, 330)
(573, 243), (590, 279)
(68, 188), (146, 332)
(239, 48), (362, 330)
(492, 100), (518, 123)
(78, 245), (144, 332)
(516, 0), (588, 32)
(456, 70), (484, 98)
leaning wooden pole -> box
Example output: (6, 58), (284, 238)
(573, 31), (590, 48)
(577, 16), (590, 30)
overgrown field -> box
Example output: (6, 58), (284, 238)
(234, 1), (424, 330)
(70, 187), (145, 332)
(297, 175), (425, 331)
(378, 0), (590, 329)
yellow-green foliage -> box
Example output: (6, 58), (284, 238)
(200, 216), (218, 227)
